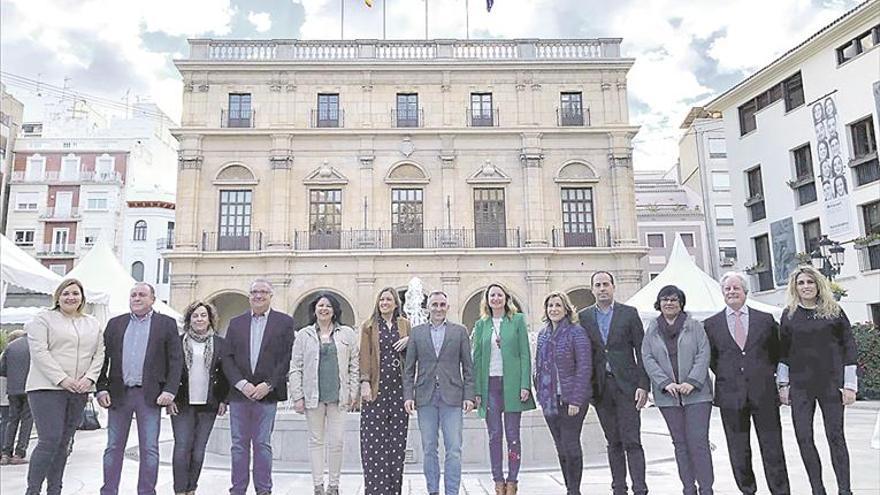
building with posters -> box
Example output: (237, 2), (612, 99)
(168, 38), (646, 332)
(706, 0), (880, 324)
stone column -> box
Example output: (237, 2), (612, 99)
(608, 135), (638, 246)
(439, 134), (457, 228)
(268, 134), (293, 249)
(520, 132), (547, 247)
(176, 134), (204, 251)
(601, 81), (615, 124)
(359, 136), (375, 231)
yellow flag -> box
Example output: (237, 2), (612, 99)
(365, 0), (373, 6)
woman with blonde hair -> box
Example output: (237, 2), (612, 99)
(533, 291), (591, 495)
(472, 283), (535, 495)
(25, 278), (104, 495)
(358, 287), (411, 495)
(778, 265), (857, 495)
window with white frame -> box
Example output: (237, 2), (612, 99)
(714, 204), (734, 225)
(85, 193), (109, 210)
(95, 154), (115, 179)
(646, 233), (665, 248)
(60, 154), (80, 181)
(83, 229), (100, 245)
(48, 264), (67, 276)
(15, 192), (39, 210)
(13, 230), (35, 246)
(711, 171), (730, 191)
(25, 155), (45, 180)
(680, 233), (696, 248)
(719, 240), (737, 264)
(707, 138), (726, 158)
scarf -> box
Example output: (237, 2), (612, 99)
(657, 312), (686, 382)
(535, 321), (563, 417)
(183, 329), (214, 371)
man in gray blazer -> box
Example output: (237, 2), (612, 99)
(404, 290), (475, 495)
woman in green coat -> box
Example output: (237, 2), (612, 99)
(472, 283), (536, 495)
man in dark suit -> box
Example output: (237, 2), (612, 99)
(704, 272), (789, 495)
(222, 278), (295, 495)
(97, 282), (183, 495)
(578, 271), (649, 495)
(404, 290), (475, 495)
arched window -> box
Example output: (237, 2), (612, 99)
(131, 261), (145, 282)
(133, 220), (147, 241)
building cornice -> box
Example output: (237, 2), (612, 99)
(170, 125), (641, 138)
(127, 201), (176, 210)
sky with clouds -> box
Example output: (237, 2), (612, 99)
(0, 0), (864, 170)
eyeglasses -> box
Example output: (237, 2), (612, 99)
(250, 290), (272, 295)
(660, 297), (680, 303)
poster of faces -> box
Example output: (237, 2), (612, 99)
(812, 96), (849, 201)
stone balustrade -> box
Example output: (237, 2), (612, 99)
(188, 38), (623, 62)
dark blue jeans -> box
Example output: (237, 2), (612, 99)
(544, 400), (588, 495)
(2, 393), (32, 457)
(229, 400), (277, 495)
(171, 403), (218, 493)
(25, 390), (87, 495)
(100, 387), (161, 495)
(486, 376), (522, 483)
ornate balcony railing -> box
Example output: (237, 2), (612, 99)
(187, 38), (623, 62)
(551, 226), (613, 248)
(11, 170), (122, 183)
(200, 231), (264, 252)
(292, 228), (522, 251)
(221, 109), (255, 128)
(36, 244), (76, 256)
(40, 207), (81, 220)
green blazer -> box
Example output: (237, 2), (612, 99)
(472, 312), (536, 417)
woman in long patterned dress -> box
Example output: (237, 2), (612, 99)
(358, 287), (412, 495)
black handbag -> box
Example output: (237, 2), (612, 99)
(78, 398), (101, 430)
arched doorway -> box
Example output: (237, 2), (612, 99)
(292, 290), (357, 329)
(460, 288), (526, 335)
(567, 288), (596, 314)
(208, 291), (250, 337)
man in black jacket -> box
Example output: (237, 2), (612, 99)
(97, 282), (183, 495)
(0, 330), (32, 465)
(578, 271), (649, 495)
(704, 272), (789, 495)
(222, 278), (295, 495)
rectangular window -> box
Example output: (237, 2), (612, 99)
(802, 218), (822, 255)
(746, 166), (766, 222)
(162, 259), (171, 284)
(391, 189), (424, 248)
(13, 230), (34, 246)
(217, 189), (252, 251)
(862, 200), (880, 271)
(48, 264), (67, 276)
(680, 233), (695, 248)
(714, 205), (734, 226)
(782, 72), (805, 111)
(711, 171), (730, 191)
(719, 240), (737, 265)
(560, 187), (596, 247)
(646, 233), (665, 248)
(226, 93), (252, 128)
(316, 93), (340, 128)
(25, 156), (45, 181)
(474, 188), (507, 248)
(870, 302), (880, 327)
(85, 193), (109, 211)
(395, 93), (420, 127)
(15, 192), (38, 210)
(792, 144), (817, 206)
(470, 93), (495, 127)
(738, 100), (757, 135)
(60, 155), (80, 181)
(83, 228), (100, 246)
(95, 155), (115, 179)
(850, 116), (879, 186)
(707, 138), (726, 158)
(836, 25), (880, 64)
(753, 234), (774, 291)
(559, 92), (585, 126)
(308, 189), (342, 250)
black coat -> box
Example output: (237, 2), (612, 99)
(578, 302), (650, 403)
(173, 334), (230, 409)
(222, 309), (295, 403)
(704, 307), (780, 410)
(97, 312), (183, 408)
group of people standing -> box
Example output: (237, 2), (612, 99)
(5, 262), (860, 495)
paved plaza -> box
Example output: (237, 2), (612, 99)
(2, 402), (879, 494)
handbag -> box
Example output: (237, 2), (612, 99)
(78, 397), (101, 430)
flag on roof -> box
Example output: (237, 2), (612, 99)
(365, 0), (373, 7)
(487, 0), (494, 11)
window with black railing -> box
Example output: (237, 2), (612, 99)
(790, 144), (817, 206)
(309, 189), (342, 250)
(315, 93), (341, 128)
(850, 116), (879, 186)
(392, 188), (424, 248)
(753, 234), (774, 291)
(745, 166), (766, 222)
(474, 188), (507, 248)
(395, 93), (421, 127)
(469, 93), (495, 127)
(225, 93), (253, 127)
(558, 92), (586, 126)
(560, 187), (595, 247)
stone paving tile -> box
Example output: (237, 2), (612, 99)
(2, 403), (879, 494)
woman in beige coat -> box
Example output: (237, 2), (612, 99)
(290, 292), (359, 495)
(25, 278), (104, 495)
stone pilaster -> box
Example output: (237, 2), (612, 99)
(268, 134), (293, 249)
(601, 81), (615, 124)
(608, 137), (638, 246)
(520, 133), (547, 247)
(176, 134), (204, 251)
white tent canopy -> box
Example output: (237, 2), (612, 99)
(626, 234), (783, 322)
(66, 239), (183, 323)
(1, 233), (109, 309)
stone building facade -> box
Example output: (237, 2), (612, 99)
(169, 38), (646, 332)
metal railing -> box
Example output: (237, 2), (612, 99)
(40, 207), (80, 219)
(200, 231), (264, 252)
(391, 109), (423, 128)
(557, 108), (589, 126)
(11, 170), (122, 183)
(293, 228), (522, 251)
(310, 109), (344, 128)
(221, 109), (255, 128)
(36, 244), (76, 255)
(156, 237), (174, 250)
(551, 226), (613, 248)
(856, 243), (880, 272)
(467, 109), (499, 127)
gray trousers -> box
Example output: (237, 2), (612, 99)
(26, 390), (88, 495)
(660, 401), (714, 495)
(2, 393), (32, 457)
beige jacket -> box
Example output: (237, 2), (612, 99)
(289, 323), (360, 410)
(26, 309), (105, 392)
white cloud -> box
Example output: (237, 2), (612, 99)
(248, 11), (272, 33)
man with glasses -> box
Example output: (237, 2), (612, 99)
(222, 279), (295, 495)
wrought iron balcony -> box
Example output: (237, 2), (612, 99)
(200, 231), (264, 252)
(392, 109), (423, 128)
(557, 108), (589, 126)
(36, 244), (76, 256)
(467, 109), (499, 127)
(292, 228), (522, 251)
(310, 109), (343, 128)
(550, 226), (613, 248)
(221, 109), (255, 128)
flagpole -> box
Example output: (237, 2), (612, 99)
(465, 0), (469, 40)
(383, 0), (387, 40)
(424, 0), (428, 40)
(340, 0), (344, 39)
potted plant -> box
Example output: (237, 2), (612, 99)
(795, 252), (813, 265)
(743, 262), (766, 275)
(853, 232), (880, 249)
(829, 281), (848, 301)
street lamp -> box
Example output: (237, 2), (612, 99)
(810, 234), (846, 280)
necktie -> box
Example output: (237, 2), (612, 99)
(734, 310), (747, 350)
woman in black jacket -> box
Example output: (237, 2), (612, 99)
(168, 301), (229, 495)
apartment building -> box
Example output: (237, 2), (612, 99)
(0, 83), (25, 232)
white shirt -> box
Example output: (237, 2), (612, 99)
(188, 341), (210, 405)
(489, 317), (504, 377)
